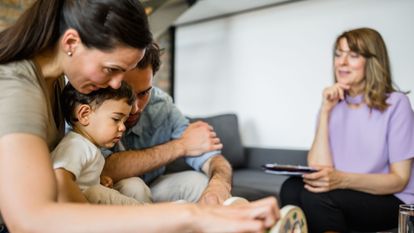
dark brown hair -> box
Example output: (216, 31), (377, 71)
(61, 81), (136, 126)
(0, 0), (152, 63)
(136, 42), (161, 75)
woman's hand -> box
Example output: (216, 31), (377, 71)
(321, 83), (350, 113)
(302, 166), (346, 193)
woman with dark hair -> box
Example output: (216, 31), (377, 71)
(280, 27), (414, 232)
(0, 0), (279, 232)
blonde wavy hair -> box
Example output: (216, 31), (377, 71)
(334, 28), (398, 111)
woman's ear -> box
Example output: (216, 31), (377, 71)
(61, 28), (81, 57)
(76, 104), (92, 126)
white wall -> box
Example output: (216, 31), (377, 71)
(175, 0), (414, 150)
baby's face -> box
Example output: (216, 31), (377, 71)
(86, 99), (132, 148)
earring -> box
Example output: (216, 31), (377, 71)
(67, 51), (72, 56)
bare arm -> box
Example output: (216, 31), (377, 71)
(103, 121), (223, 183)
(198, 155), (233, 205)
(0, 133), (278, 233)
(308, 83), (350, 166)
(307, 110), (333, 166)
(54, 168), (88, 203)
(103, 140), (185, 182)
(303, 159), (412, 194)
(340, 159), (412, 194)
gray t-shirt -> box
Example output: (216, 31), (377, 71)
(0, 59), (65, 224)
(0, 59), (64, 149)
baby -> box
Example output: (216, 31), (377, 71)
(52, 81), (143, 205)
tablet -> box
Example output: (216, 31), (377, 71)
(262, 163), (318, 176)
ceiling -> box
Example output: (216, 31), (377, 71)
(175, 0), (296, 25)
(144, 0), (190, 38)
(143, 0), (298, 39)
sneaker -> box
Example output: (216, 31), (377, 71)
(269, 205), (308, 233)
(223, 196), (249, 206)
(174, 199), (187, 204)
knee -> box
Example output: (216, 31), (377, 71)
(188, 171), (208, 185)
(280, 177), (304, 206)
(115, 177), (148, 192)
(83, 185), (108, 204)
(299, 190), (332, 216)
(150, 171), (208, 203)
(185, 171), (208, 189)
(179, 171), (208, 202)
(114, 177), (152, 203)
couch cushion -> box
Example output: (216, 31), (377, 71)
(245, 147), (308, 170)
(189, 113), (246, 169)
(232, 169), (288, 202)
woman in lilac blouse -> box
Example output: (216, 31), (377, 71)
(280, 27), (414, 232)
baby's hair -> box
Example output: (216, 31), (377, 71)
(61, 81), (136, 126)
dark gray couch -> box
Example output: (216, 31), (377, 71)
(167, 113), (308, 202)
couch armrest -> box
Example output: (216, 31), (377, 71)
(244, 147), (308, 170)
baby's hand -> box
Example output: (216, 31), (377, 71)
(100, 175), (113, 188)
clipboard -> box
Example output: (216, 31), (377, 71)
(262, 163), (318, 176)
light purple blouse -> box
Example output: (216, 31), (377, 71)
(328, 92), (414, 204)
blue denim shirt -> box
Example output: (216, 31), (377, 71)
(114, 87), (220, 183)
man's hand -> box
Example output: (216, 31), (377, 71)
(100, 175), (113, 188)
(178, 121), (223, 156)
